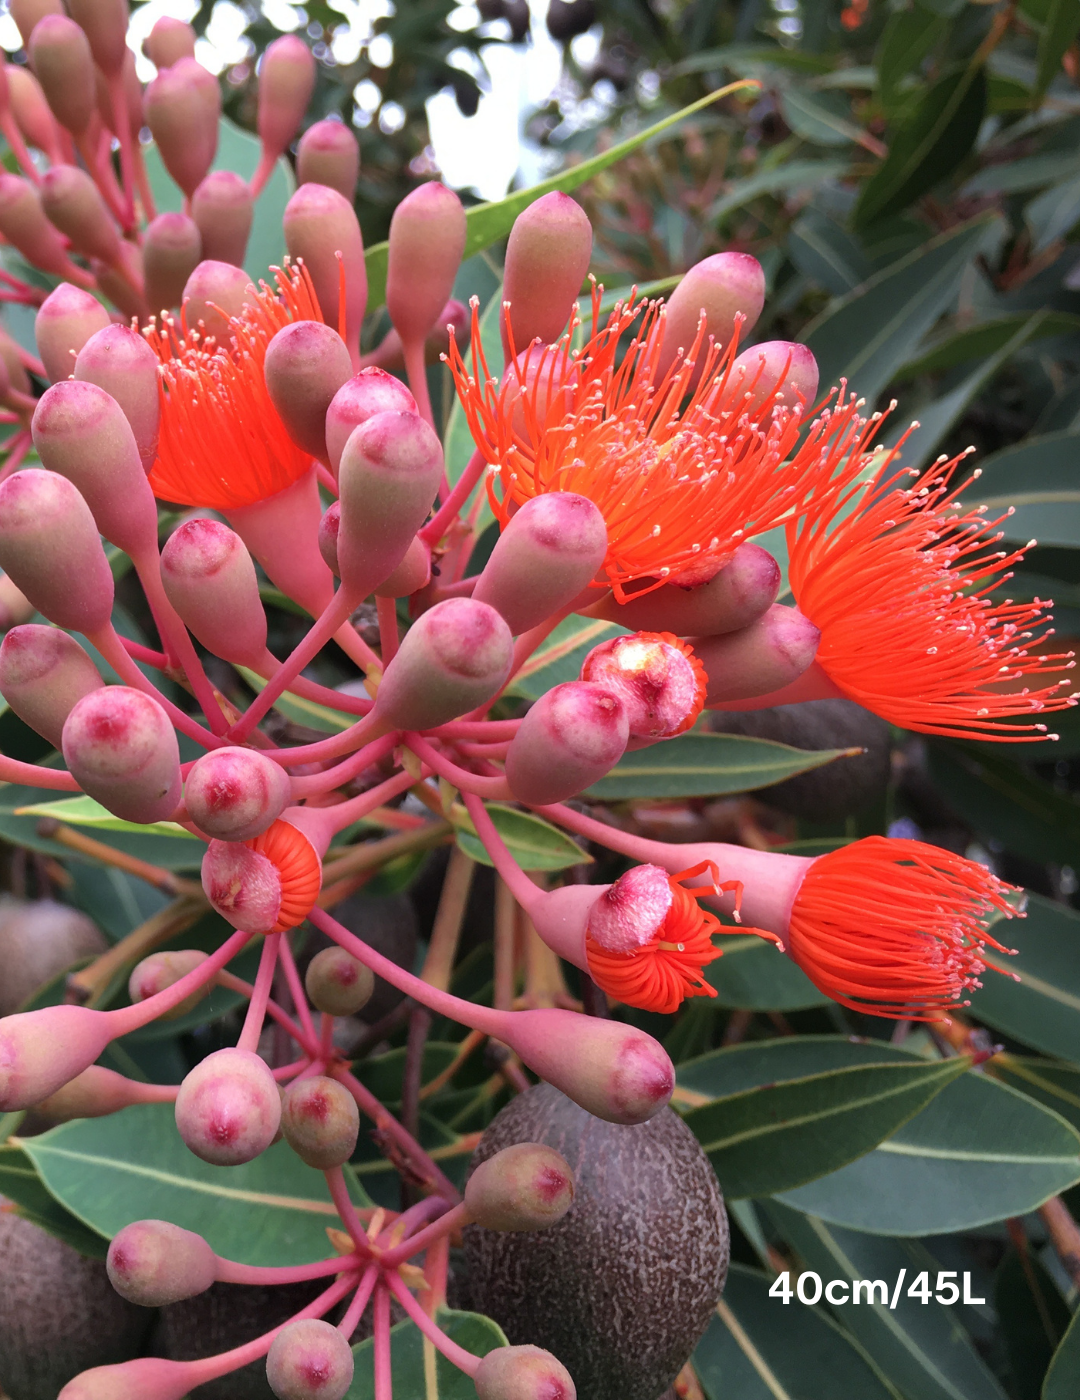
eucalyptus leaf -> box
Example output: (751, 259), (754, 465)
(235, 666), (356, 734)
(12, 795), (198, 840)
(992, 1056), (1080, 1133)
(705, 935), (830, 1011)
(897, 312), (1080, 377)
(960, 430), (1080, 547)
(1044, 1305), (1080, 1400)
(505, 616), (629, 700)
(450, 802), (588, 871)
(1035, 0), (1080, 103)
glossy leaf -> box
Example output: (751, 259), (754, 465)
(354, 1043), (460, 1104)
(708, 160), (849, 223)
(962, 150), (1080, 197)
(347, 1311), (507, 1399)
(1035, 0), (1080, 103)
(450, 801), (589, 871)
(960, 429), (1080, 547)
(779, 89), (861, 145)
(705, 935), (830, 1011)
(877, 7), (948, 109)
(898, 312), (1080, 377)
(996, 1247), (1070, 1400)
(1026, 172), (1080, 251)
(12, 794), (197, 840)
(991, 1056), (1080, 1133)
(1044, 1305), (1080, 1400)
(788, 210), (872, 296)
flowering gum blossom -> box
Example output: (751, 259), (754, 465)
(504, 681), (629, 806)
(40, 164), (121, 265)
(580, 632), (706, 740)
(28, 15), (94, 135)
(160, 518), (268, 667)
(0, 173), (80, 279)
(74, 325), (162, 475)
(33, 1064), (177, 1121)
(144, 15), (196, 69)
(266, 1319), (355, 1400)
(693, 604), (821, 706)
(62, 686), (182, 824)
(257, 34), (317, 159)
(129, 949), (210, 1019)
(296, 118), (360, 200)
(264, 320), (353, 464)
(0, 624), (102, 747)
(35, 282), (111, 386)
(474, 1345), (577, 1400)
(283, 182), (367, 360)
(181, 259), (253, 346)
(143, 212), (202, 316)
(465, 1142), (575, 1232)
(726, 340), (820, 416)
(58, 1357), (196, 1400)
(0, 1003), (115, 1111)
(174, 1045), (282, 1166)
(202, 817), (321, 934)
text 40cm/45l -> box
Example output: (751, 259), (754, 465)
(769, 1270), (986, 1308)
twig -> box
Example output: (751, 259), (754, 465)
(33, 818), (205, 898)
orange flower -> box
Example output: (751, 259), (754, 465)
(448, 289), (881, 600)
(788, 837), (1018, 1020)
(788, 450), (1077, 738)
(145, 263), (322, 511)
(244, 818), (322, 933)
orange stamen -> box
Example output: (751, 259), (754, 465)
(245, 818), (322, 933)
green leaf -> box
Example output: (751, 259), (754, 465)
(20, 1103), (372, 1266)
(963, 150), (1080, 196)
(347, 1310), (507, 1399)
(788, 210), (873, 296)
(801, 215), (1000, 406)
(0, 1142), (108, 1258)
(671, 45), (836, 78)
(876, 7), (948, 109)
(992, 1056), (1080, 1134)
(1035, 0), (1080, 102)
(584, 731), (857, 801)
(898, 312), (1080, 377)
(1045, 1304), (1080, 1400)
(778, 89), (862, 147)
(705, 935), (830, 1011)
(962, 429), (1080, 547)
(1026, 172), (1080, 251)
(364, 83), (755, 307)
(11, 794), (198, 840)
(708, 160), (850, 223)
(677, 1036), (971, 1200)
(764, 1201), (1008, 1400)
(353, 1043), (460, 1104)
(505, 616), (629, 700)
(235, 666), (356, 733)
(996, 1246), (1070, 1400)
(693, 1264), (900, 1400)
(450, 801), (589, 871)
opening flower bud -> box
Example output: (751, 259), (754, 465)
(504, 681), (628, 806)
(387, 181), (467, 345)
(257, 34), (317, 162)
(185, 746), (291, 842)
(161, 517), (268, 667)
(74, 324), (162, 475)
(296, 118), (359, 200)
(264, 320), (353, 463)
(473, 493), (606, 635)
(266, 1318), (355, 1400)
(40, 163), (122, 265)
(0, 1002), (114, 1111)
(474, 1345), (576, 1400)
(33, 1063), (177, 1121)
(191, 169), (254, 269)
(725, 340), (820, 416)
(35, 282), (112, 385)
(107, 1219), (217, 1307)
(0, 624), (102, 747)
(657, 251), (766, 382)
(304, 945), (375, 1017)
(579, 632), (705, 742)
(0, 468), (114, 633)
(0, 173), (83, 279)
(28, 14), (95, 135)
(502, 192), (592, 357)
(280, 1073), (360, 1170)
(144, 16), (197, 69)
(175, 1045), (282, 1166)
(62, 686), (182, 824)
(283, 183), (367, 360)
(325, 367), (417, 475)
(145, 57), (221, 198)
(465, 1142), (574, 1232)
(372, 597), (513, 731)
(144, 211), (202, 315)
(693, 605), (821, 705)
(129, 949), (210, 1019)
(202, 818), (321, 935)
(182, 259), (254, 346)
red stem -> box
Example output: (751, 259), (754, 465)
(338, 1264), (379, 1337)
(405, 734), (509, 798)
(373, 1284), (394, 1400)
(386, 1271), (480, 1377)
(215, 1252), (363, 1286)
(325, 1164), (374, 1250)
(237, 933), (282, 1052)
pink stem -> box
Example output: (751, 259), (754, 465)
(421, 448), (487, 545)
(300, 766), (418, 839)
(455, 740), (511, 759)
(460, 791), (541, 913)
(403, 336), (435, 431)
(320, 1012), (334, 1058)
(109, 928), (254, 1035)
(326, 1164), (374, 1250)
(380, 1202), (468, 1268)
(0, 432), (34, 485)
(88, 623), (221, 749)
(215, 1252), (363, 1286)
(237, 932), (282, 1052)
(0, 112), (39, 183)
(121, 638), (168, 668)
(405, 734), (509, 798)
(215, 969), (315, 1055)
(288, 731), (399, 798)
(254, 649), (372, 716)
(386, 1271), (480, 1377)
(133, 139), (157, 221)
(74, 129), (126, 232)
(264, 715), (394, 767)
(334, 1064), (460, 1202)
(277, 932), (318, 1045)
(706, 660), (844, 711)
(379, 1194), (447, 1246)
(273, 1058), (314, 1081)
(334, 620), (385, 675)
(107, 73), (137, 230)
(249, 145), (278, 200)
(435, 719), (521, 740)
(376, 595), (400, 663)
(317, 461), (338, 495)
(0, 752), (81, 789)
(374, 1284), (394, 1400)
(338, 1264), (379, 1337)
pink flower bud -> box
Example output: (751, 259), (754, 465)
(337, 409), (444, 597)
(296, 118), (359, 200)
(0, 1002), (114, 1111)
(129, 949), (210, 1019)
(32, 380), (158, 554)
(465, 1142), (574, 1232)
(0, 623), (102, 747)
(190, 169), (254, 269)
(375, 534), (430, 598)
(264, 320), (353, 463)
(34, 1064), (176, 1120)
(0, 468), (114, 632)
(266, 1318), (355, 1400)
(90, 243), (149, 324)
(280, 1073), (360, 1170)
(693, 604), (821, 705)
(145, 57), (221, 198)
(579, 632), (705, 741)
(74, 324), (161, 475)
(387, 181), (467, 346)
(726, 340), (820, 416)
(144, 17), (196, 70)
(283, 182), (366, 358)
(0, 573), (35, 630)
(656, 252), (766, 383)
(504, 681), (628, 806)
(586, 541), (780, 635)
(59, 1358), (193, 1400)
(144, 211), (202, 316)
(7, 64), (64, 161)
(28, 14), (95, 134)
(108, 1219), (216, 1307)
(257, 34), (316, 160)
(304, 945), (374, 1017)
(318, 500), (340, 576)
(474, 1345), (576, 1400)
(35, 282), (111, 385)
(502, 192), (592, 357)
(95, 49), (143, 139)
(185, 746), (291, 842)
(160, 517), (268, 665)
(175, 1045), (282, 1166)
(372, 597), (513, 731)
(0, 173), (82, 278)
(325, 367), (416, 475)
(62, 686), (182, 824)
(10, 0), (64, 50)
(67, 0), (128, 77)
(40, 163), (122, 265)
(182, 258), (253, 345)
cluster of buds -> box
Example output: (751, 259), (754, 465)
(0, 7), (1068, 1395)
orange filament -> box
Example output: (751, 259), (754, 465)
(788, 836), (1018, 1021)
(146, 262), (323, 511)
(245, 818), (322, 933)
(448, 287), (883, 600)
(788, 450), (1077, 738)
(585, 861), (778, 1015)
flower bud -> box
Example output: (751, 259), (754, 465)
(129, 949), (210, 1018)
(107, 1220), (216, 1307)
(264, 320), (353, 463)
(74, 324), (161, 475)
(175, 1046), (282, 1166)
(0, 623), (102, 746)
(318, 501), (340, 576)
(10, 0), (63, 49)
(91, 242), (147, 324)
(580, 632), (705, 741)
(656, 251), (766, 382)
(33, 1064), (176, 1120)
(296, 118), (359, 200)
(474, 1345), (576, 1400)
(40, 163), (122, 265)
(145, 16), (196, 69)
(375, 534), (430, 598)
(145, 57), (221, 198)
(0, 468), (114, 633)
(28, 14), (95, 135)
(0, 573), (34, 630)
(283, 182), (366, 356)
(0, 173), (81, 278)
(201, 818), (321, 935)
(304, 945), (375, 1017)
(35, 283), (112, 385)
(190, 169), (254, 269)
(95, 48), (143, 139)
(257, 35), (316, 161)
(505, 681), (628, 806)
(726, 340), (820, 416)
(502, 193), (592, 356)
(182, 259), (253, 346)
(693, 605), (821, 705)
(144, 211), (202, 316)
(473, 493), (606, 635)
(32, 380), (158, 554)
(365, 297), (470, 373)
(586, 542), (780, 635)
(67, 0), (128, 77)
(62, 686), (182, 824)
(59, 1358), (194, 1400)
(337, 409), (444, 597)
(7, 63), (64, 161)
(465, 1143), (574, 1232)
(373, 597), (513, 731)
(501, 1009), (673, 1125)
(266, 1318), (355, 1400)
(325, 367), (417, 475)
(160, 517), (268, 665)
(0, 1002), (113, 1111)
(387, 181), (467, 346)
(185, 746), (291, 842)
(280, 1073), (359, 1170)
